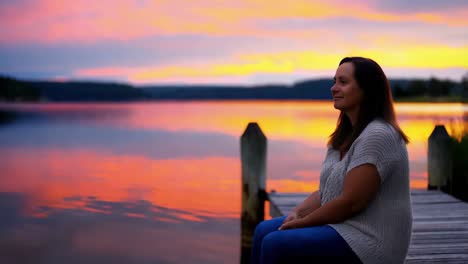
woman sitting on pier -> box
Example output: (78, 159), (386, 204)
(251, 57), (412, 264)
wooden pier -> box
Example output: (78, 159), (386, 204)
(268, 190), (468, 264)
(240, 123), (468, 264)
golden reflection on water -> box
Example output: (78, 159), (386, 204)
(115, 101), (466, 141)
(122, 101), (465, 191)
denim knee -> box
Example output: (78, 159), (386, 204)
(259, 231), (288, 263)
(261, 231), (284, 251)
(254, 217), (285, 240)
(254, 220), (273, 238)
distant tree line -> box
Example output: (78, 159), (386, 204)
(463, 72), (468, 100)
(392, 73), (467, 101)
(0, 76), (147, 102)
(27, 80), (148, 101)
(0, 76), (41, 101)
(1, 74), (467, 102)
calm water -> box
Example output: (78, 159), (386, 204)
(0, 101), (466, 263)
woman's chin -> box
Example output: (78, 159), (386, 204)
(333, 103), (342, 110)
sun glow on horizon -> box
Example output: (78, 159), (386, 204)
(72, 45), (468, 84)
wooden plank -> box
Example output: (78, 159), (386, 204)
(406, 257), (468, 264)
(407, 257), (468, 262)
(268, 191), (468, 216)
(408, 243), (468, 253)
(411, 235), (468, 242)
(267, 190), (468, 263)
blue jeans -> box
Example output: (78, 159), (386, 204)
(251, 216), (362, 264)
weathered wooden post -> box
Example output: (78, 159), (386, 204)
(240, 122), (267, 264)
(451, 113), (468, 201)
(428, 125), (452, 192)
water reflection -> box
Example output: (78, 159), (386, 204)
(0, 192), (238, 264)
(0, 101), (466, 263)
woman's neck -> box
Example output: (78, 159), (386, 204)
(345, 110), (358, 127)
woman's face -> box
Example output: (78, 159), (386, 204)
(331, 62), (363, 115)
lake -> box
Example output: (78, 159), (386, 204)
(0, 101), (466, 263)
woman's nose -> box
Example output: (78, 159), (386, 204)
(331, 84), (338, 93)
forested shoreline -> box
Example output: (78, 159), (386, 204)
(1, 75), (466, 102)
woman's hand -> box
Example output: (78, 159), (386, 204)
(283, 211), (298, 224)
(278, 218), (305, 230)
(278, 211), (300, 230)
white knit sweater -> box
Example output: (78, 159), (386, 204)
(320, 119), (412, 264)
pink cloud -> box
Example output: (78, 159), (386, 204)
(1, 0), (466, 44)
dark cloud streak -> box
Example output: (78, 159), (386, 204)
(372, 0), (468, 13)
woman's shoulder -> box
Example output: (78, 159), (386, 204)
(360, 119), (399, 141)
(352, 119), (406, 157)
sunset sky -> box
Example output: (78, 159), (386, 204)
(1, 0), (467, 85)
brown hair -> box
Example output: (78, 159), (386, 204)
(328, 57), (409, 152)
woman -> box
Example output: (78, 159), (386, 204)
(251, 57), (412, 264)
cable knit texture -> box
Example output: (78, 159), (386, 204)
(320, 119), (412, 264)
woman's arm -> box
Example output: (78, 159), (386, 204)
(283, 191), (321, 223)
(294, 190), (321, 218)
(279, 163), (380, 230)
(282, 190), (321, 224)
